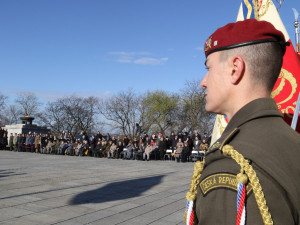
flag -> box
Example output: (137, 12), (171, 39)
(211, 0), (300, 143)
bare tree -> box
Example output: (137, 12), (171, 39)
(0, 92), (8, 126)
(45, 95), (100, 135)
(4, 105), (22, 124)
(179, 80), (214, 134)
(15, 92), (42, 117)
(100, 89), (142, 138)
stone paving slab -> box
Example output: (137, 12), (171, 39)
(0, 151), (194, 225)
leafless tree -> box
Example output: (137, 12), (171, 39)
(15, 92), (42, 117)
(178, 80), (215, 134)
(100, 89), (142, 138)
(45, 95), (100, 135)
(0, 92), (8, 126)
(3, 105), (22, 125)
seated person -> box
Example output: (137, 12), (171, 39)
(107, 142), (117, 158)
(199, 139), (209, 152)
(116, 141), (124, 159)
(136, 142), (145, 160)
(174, 138), (184, 162)
(79, 140), (89, 156)
(124, 142), (133, 159)
(131, 142), (139, 160)
(143, 143), (154, 161)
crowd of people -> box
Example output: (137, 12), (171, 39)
(0, 128), (211, 162)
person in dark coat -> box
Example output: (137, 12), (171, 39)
(158, 136), (166, 160)
(181, 141), (191, 163)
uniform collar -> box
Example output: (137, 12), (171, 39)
(207, 98), (282, 154)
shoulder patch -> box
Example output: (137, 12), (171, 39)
(199, 173), (252, 196)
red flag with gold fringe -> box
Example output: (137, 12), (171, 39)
(236, 0), (300, 133)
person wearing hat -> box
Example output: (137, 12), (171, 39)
(185, 19), (300, 225)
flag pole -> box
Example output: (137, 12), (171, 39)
(291, 92), (300, 130)
(292, 8), (299, 53)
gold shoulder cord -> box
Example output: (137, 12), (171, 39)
(184, 160), (205, 224)
(184, 145), (273, 225)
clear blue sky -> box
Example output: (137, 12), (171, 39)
(0, 0), (298, 102)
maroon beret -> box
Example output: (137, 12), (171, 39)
(204, 19), (288, 57)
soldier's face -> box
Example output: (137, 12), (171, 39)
(201, 52), (229, 115)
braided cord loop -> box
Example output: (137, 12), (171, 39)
(222, 145), (273, 225)
(184, 160), (205, 224)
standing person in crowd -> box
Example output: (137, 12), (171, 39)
(171, 135), (178, 151)
(25, 134), (30, 152)
(8, 133), (13, 151)
(177, 131), (183, 141)
(144, 136), (151, 145)
(170, 131), (175, 142)
(29, 134), (35, 152)
(34, 134), (40, 153)
(89, 135), (96, 157)
(191, 130), (201, 141)
(123, 135), (130, 147)
(181, 141), (191, 163)
(17, 134), (22, 152)
(165, 136), (171, 150)
(111, 136), (117, 145)
(182, 132), (189, 142)
(202, 132), (211, 146)
(93, 139), (101, 157)
(150, 133), (157, 144)
(96, 131), (102, 141)
(158, 136), (166, 160)
(40, 134), (47, 151)
(13, 133), (18, 151)
(185, 19), (300, 225)
(193, 136), (201, 152)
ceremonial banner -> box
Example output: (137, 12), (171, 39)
(211, 0), (300, 142)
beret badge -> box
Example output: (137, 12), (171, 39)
(204, 36), (212, 52)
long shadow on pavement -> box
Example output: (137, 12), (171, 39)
(69, 174), (166, 205)
(0, 169), (26, 178)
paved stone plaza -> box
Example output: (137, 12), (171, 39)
(0, 151), (194, 225)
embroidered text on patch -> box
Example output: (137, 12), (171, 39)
(199, 173), (252, 196)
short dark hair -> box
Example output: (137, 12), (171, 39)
(220, 42), (283, 92)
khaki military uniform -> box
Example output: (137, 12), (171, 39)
(195, 98), (300, 224)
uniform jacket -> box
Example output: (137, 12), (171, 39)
(195, 98), (300, 225)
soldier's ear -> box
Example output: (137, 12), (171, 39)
(229, 56), (245, 85)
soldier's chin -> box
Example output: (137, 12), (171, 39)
(205, 105), (218, 114)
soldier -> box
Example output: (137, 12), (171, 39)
(185, 19), (300, 225)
